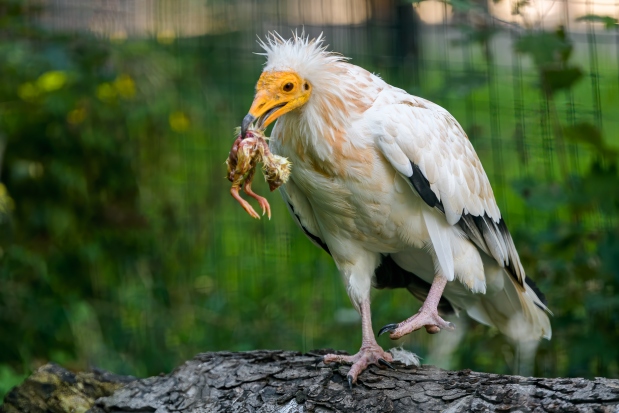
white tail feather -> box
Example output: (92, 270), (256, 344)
(463, 267), (551, 341)
(423, 208), (454, 281)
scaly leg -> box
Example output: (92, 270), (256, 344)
(243, 179), (271, 219)
(230, 185), (260, 219)
(378, 275), (455, 339)
(324, 298), (394, 387)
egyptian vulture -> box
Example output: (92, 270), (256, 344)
(240, 33), (551, 385)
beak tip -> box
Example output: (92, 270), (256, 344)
(241, 114), (256, 138)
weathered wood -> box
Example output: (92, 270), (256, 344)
(3, 350), (619, 412)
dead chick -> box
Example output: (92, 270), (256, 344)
(226, 128), (291, 219)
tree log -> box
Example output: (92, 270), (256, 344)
(3, 350), (619, 412)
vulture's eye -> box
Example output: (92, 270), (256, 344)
(283, 82), (294, 92)
(304, 83), (309, 90)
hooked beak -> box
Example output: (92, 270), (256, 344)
(241, 89), (289, 138)
(241, 113), (255, 138)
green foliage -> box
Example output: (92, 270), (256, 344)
(0, 366), (26, 399)
(576, 14), (619, 30)
(515, 27), (583, 95)
(507, 22), (619, 376)
(563, 123), (619, 160)
(0, 15), (156, 376)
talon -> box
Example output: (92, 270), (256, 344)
(378, 323), (398, 337)
(347, 374), (353, 390)
(378, 358), (395, 370)
(387, 309), (455, 339)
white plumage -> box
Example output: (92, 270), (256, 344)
(242, 33), (551, 384)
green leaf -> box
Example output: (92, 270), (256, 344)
(444, 0), (480, 12)
(563, 122), (619, 158)
(36, 71), (67, 92)
(515, 31), (572, 67)
(540, 66), (583, 94)
(576, 14), (618, 30)
(0, 364), (28, 399)
(441, 70), (488, 97)
(563, 122), (603, 148)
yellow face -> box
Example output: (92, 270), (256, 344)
(241, 71), (311, 135)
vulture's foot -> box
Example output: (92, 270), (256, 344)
(324, 345), (394, 387)
(378, 308), (455, 340)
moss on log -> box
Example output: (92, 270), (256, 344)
(2, 350), (619, 412)
(0, 363), (134, 413)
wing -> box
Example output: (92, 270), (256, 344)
(279, 178), (330, 255)
(369, 90), (526, 287)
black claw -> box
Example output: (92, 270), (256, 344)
(347, 375), (353, 390)
(378, 358), (395, 370)
(378, 323), (398, 337)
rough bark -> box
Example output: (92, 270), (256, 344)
(3, 350), (619, 413)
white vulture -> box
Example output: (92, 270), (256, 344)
(240, 33), (551, 385)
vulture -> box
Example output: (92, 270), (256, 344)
(239, 33), (551, 385)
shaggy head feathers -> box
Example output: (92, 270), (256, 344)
(256, 32), (375, 150)
(258, 32), (347, 81)
(254, 32), (383, 162)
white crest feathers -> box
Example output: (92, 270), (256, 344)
(258, 31), (346, 79)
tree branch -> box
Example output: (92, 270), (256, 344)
(3, 350), (619, 412)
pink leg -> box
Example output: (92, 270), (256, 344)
(243, 180), (271, 219)
(324, 299), (394, 387)
(230, 185), (260, 219)
(378, 275), (455, 339)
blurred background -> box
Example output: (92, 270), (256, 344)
(1, 0), (618, 398)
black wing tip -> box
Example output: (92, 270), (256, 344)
(287, 201), (331, 255)
(306, 230), (330, 255)
(408, 162), (445, 213)
(483, 217), (549, 309)
(497, 217), (521, 282)
(496, 218), (548, 307)
(524, 276), (549, 308)
(461, 213), (524, 284)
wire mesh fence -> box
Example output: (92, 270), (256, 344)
(1, 0), (618, 393)
(34, 0), (619, 221)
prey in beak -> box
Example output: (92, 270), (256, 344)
(226, 128), (292, 219)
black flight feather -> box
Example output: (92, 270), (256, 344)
(286, 201), (330, 255)
(408, 162), (444, 213)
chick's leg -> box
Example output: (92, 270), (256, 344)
(378, 275), (455, 339)
(324, 298), (394, 387)
(230, 184), (260, 219)
(243, 179), (271, 219)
